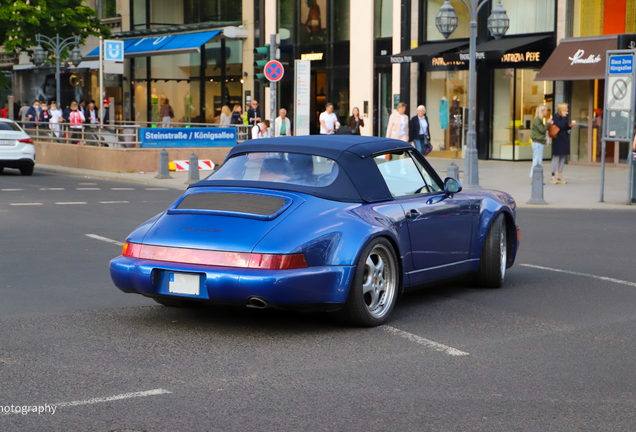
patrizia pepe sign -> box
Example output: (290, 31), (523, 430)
(568, 49), (602, 65)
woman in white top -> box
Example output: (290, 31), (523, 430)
(385, 102), (409, 142)
(220, 105), (232, 126)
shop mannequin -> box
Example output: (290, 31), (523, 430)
(439, 96), (449, 130)
(151, 88), (159, 122)
(184, 90), (192, 122)
(450, 96), (461, 150)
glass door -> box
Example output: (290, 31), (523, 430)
(378, 72), (391, 138)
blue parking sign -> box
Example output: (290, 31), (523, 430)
(104, 40), (124, 62)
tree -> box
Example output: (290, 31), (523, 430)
(0, 0), (112, 59)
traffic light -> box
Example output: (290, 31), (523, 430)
(254, 44), (271, 88)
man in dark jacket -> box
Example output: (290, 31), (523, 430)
(24, 100), (41, 129)
(408, 105), (431, 155)
(246, 100), (262, 129)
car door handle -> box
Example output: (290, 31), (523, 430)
(406, 209), (421, 220)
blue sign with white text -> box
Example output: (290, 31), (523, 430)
(104, 40), (124, 62)
(140, 128), (238, 148)
(609, 55), (634, 75)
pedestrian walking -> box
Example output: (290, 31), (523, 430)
(252, 120), (271, 139)
(385, 102), (409, 142)
(25, 100), (40, 130)
(68, 101), (85, 144)
(550, 103), (575, 184)
(347, 107), (364, 135)
(19, 102), (29, 123)
(230, 104), (243, 125)
(319, 103), (340, 135)
(160, 99), (174, 128)
(220, 105), (232, 126)
(274, 108), (292, 137)
(49, 101), (63, 142)
(530, 104), (552, 179)
(102, 99), (110, 123)
(87, 101), (99, 125)
(1, 104), (7, 119)
(408, 105), (432, 155)
(247, 100), (262, 129)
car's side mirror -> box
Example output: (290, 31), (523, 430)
(444, 177), (462, 196)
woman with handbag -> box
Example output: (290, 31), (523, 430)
(550, 103), (576, 184)
(347, 107), (364, 135)
(530, 105), (552, 179)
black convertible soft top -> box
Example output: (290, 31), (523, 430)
(191, 136), (423, 203)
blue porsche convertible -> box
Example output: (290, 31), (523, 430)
(110, 136), (519, 326)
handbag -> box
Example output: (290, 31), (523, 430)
(548, 124), (560, 139)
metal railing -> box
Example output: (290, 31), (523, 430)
(14, 120), (251, 147)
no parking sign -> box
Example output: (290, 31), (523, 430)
(264, 60), (284, 82)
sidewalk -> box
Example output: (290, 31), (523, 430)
(36, 158), (635, 210)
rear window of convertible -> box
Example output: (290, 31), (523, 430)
(210, 152), (340, 187)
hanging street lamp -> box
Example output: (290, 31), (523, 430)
(32, 34), (82, 107)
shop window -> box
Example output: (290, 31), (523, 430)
(279, 0), (296, 44)
(501, 0), (555, 35)
(150, 0), (184, 28)
(374, 0), (392, 39)
(133, 81), (148, 122)
(101, 0), (117, 19)
(491, 69), (553, 161)
(426, 0), (470, 41)
(332, 69), (350, 124)
(426, 71), (469, 152)
(185, 0), (242, 24)
(333, 0), (350, 42)
(301, 0), (328, 44)
(570, 80), (590, 162)
(132, 0), (147, 29)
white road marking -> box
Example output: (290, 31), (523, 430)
(2, 188), (23, 191)
(40, 188), (65, 190)
(521, 264), (636, 288)
(76, 187), (101, 190)
(54, 388), (172, 409)
(111, 187), (135, 190)
(79, 182), (97, 185)
(145, 187), (169, 190)
(99, 201), (129, 204)
(86, 234), (125, 247)
(55, 202), (87, 205)
(380, 325), (470, 357)
(9, 202), (42, 206)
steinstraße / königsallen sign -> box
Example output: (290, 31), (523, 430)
(140, 128), (238, 148)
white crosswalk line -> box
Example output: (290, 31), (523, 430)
(2, 189), (23, 191)
(521, 264), (636, 288)
(40, 188), (65, 190)
(145, 187), (169, 190)
(111, 187), (135, 190)
(99, 201), (129, 204)
(55, 202), (87, 205)
(9, 202), (42, 206)
(76, 188), (101, 190)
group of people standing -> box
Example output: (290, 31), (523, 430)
(531, 102), (575, 184)
(16, 98), (111, 144)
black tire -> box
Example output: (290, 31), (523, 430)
(475, 214), (507, 288)
(0, 167), (4, 174)
(335, 237), (399, 327)
(153, 297), (200, 308)
(20, 165), (34, 176)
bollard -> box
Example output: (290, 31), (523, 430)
(527, 165), (547, 205)
(447, 161), (459, 180)
(155, 148), (173, 179)
(185, 152), (200, 184)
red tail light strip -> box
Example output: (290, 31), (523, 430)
(19, 138), (33, 143)
(122, 242), (308, 270)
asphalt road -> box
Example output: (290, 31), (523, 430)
(1, 170), (636, 432)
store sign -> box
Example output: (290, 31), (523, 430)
(391, 56), (413, 63)
(501, 51), (541, 63)
(568, 49), (602, 65)
(609, 54), (633, 74)
(301, 52), (323, 61)
(139, 128), (237, 148)
(432, 57), (465, 66)
(459, 52), (485, 61)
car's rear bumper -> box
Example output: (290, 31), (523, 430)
(110, 256), (355, 310)
(0, 144), (35, 166)
(0, 157), (35, 168)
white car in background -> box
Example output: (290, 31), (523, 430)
(0, 118), (35, 176)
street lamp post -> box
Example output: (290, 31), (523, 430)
(32, 34), (83, 106)
(436, 0), (509, 188)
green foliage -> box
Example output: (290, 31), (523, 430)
(0, 0), (112, 58)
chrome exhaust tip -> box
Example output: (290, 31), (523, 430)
(247, 297), (268, 309)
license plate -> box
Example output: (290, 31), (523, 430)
(0, 140), (16, 146)
(168, 272), (200, 296)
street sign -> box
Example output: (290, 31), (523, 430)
(264, 60), (284, 82)
(606, 76), (632, 110)
(608, 54), (633, 75)
(294, 60), (311, 136)
(104, 40), (124, 62)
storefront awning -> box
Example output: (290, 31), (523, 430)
(390, 40), (469, 64)
(457, 35), (551, 60)
(535, 36), (618, 81)
(85, 30), (221, 59)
